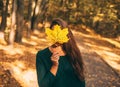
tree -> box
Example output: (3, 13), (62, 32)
(26, 0), (32, 38)
(30, 0), (40, 31)
(38, 0), (49, 23)
(8, 0), (17, 45)
(14, 0), (24, 43)
(0, 0), (9, 31)
(31, 0), (49, 31)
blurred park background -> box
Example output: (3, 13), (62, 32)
(0, 0), (120, 87)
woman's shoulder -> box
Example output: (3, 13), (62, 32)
(37, 47), (49, 55)
(36, 47), (51, 59)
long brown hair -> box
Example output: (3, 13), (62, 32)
(50, 18), (85, 81)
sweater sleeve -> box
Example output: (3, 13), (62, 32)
(36, 51), (55, 87)
(81, 80), (86, 87)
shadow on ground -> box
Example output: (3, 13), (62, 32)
(0, 65), (22, 87)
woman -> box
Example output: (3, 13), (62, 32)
(36, 18), (85, 87)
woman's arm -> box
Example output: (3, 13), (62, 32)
(36, 52), (56, 87)
(50, 52), (59, 76)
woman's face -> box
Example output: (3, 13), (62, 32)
(51, 44), (63, 54)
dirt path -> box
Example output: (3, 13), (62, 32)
(74, 30), (120, 87)
(83, 52), (120, 87)
(76, 38), (120, 87)
(0, 29), (120, 87)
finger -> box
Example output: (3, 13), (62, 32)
(53, 53), (60, 58)
(52, 53), (59, 58)
(51, 57), (59, 61)
(51, 56), (59, 61)
(53, 55), (59, 58)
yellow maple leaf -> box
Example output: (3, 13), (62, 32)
(45, 25), (69, 44)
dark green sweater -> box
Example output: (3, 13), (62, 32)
(36, 47), (85, 87)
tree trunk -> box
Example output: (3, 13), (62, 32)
(31, 0), (49, 31)
(15, 0), (24, 43)
(26, 0), (32, 38)
(8, 0), (17, 45)
(0, 0), (9, 31)
(30, 0), (39, 31)
(38, 0), (49, 23)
